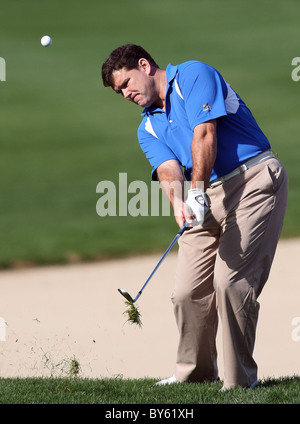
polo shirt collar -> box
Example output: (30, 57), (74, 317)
(141, 63), (178, 116)
(166, 63), (178, 83)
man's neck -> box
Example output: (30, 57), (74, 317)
(152, 68), (167, 110)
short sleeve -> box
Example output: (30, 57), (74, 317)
(177, 62), (228, 129)
(138, 121), (177, 180)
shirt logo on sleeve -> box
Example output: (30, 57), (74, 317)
(203, 104), (212, 111)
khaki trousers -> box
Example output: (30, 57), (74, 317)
(172, 157), (288, 388)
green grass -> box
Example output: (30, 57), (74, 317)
(0, 0), (300, 268)
(0, 376), (299, 404)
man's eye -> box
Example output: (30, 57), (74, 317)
(115, 79), (129, 95)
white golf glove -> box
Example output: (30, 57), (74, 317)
(185, 188), (209, 227)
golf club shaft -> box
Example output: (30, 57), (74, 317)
(133, 222), (188, 302)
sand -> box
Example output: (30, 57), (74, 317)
(0, 238), (299, 381)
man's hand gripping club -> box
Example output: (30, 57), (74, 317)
(184, 188), (209, 227)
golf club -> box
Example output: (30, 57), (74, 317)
(118, 221), (188, 303)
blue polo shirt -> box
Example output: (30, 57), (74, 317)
(137, 60), (270, 181)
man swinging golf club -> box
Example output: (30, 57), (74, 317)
(101, 44), (288, 390)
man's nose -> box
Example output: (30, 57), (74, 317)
(122, 88), (132, 100)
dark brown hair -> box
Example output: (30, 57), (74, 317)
(101, 44), (159, 88)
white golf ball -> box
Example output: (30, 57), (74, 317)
(41, 35), (52, 47)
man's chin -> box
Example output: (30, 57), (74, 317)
(132, 97), (155, 109)
(134, 100), (148, 108)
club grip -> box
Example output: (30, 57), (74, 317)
(177, 221), (189, 236)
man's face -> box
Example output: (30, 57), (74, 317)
(112, 60), (158, 108)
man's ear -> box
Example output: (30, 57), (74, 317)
(138, 58), (151, 74)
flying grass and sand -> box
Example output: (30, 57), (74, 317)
(122, 299), (143, 327)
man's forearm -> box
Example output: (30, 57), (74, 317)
(157, 159), (186, 226)
(191, 120), (217, 190)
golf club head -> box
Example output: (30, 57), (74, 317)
(118, 288), (134, 303)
